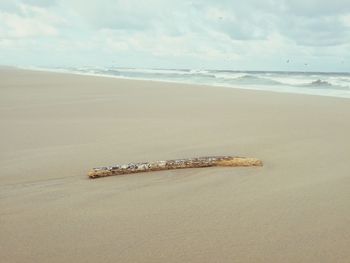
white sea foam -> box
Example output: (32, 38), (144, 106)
(21, 66), (350, 98)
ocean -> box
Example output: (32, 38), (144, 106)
(31, 67), (350, 98)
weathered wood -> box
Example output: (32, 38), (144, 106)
(88, 156), (263, 179)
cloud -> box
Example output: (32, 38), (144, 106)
(283, 0), (350, 16)
(0, 0), (349, 71)
(277, 14), (350, 46)
(0, 3), (65, 38)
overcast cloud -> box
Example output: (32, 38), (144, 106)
(0, 0), (349, 71)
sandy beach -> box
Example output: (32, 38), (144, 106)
(1, 68), (350, 262)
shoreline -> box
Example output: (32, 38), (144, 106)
(13, 65), (350, 100)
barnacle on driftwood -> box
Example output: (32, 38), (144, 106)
(88, 156), (263, 179)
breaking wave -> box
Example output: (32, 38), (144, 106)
(27, 66), (350, 98)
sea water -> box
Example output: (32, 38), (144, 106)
(32, 67), (350, 99)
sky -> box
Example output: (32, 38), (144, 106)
(0, 0), (349, 72)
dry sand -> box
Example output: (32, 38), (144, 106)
(1, 68), (350, 262)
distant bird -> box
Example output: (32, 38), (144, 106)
(286, 59), (290, 63)
(304, 63), (308, 66)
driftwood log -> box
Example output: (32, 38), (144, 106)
(88, 156), (263, 179)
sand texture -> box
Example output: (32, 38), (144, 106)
(1, 68), (350, 262)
